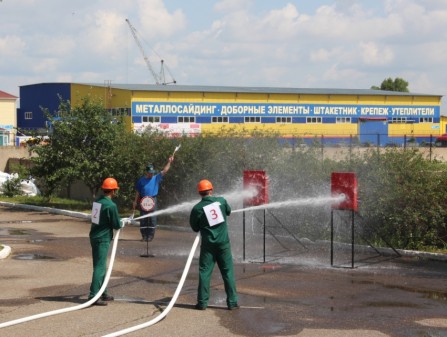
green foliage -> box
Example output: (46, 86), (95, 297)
(31, 96), (131, 200)
(1, 176), (24, 197)
(27, 98), (447, 250)
(351, 148), (447, 250)
(371, 77), (409, 92)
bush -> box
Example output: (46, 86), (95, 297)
(1, 176), (24, 197)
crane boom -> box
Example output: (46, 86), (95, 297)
(126, 18), (161, 85)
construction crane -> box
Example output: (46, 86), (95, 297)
(125, 18), (176, 85)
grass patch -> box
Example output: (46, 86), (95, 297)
(0, 195), (92, 213)
(0, 195), (133, 216)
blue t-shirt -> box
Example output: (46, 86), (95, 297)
(135, 173), (163, 197)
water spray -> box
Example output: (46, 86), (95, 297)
(172, 144), (181, 157)
(132, 187), (257, 222)
(232, 194), (345, 214)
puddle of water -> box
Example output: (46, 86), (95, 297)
(260, 264), (282, 271)
(383, 283), (447, 302)
(0, 220), (32, 224)
(364, 301), (420, 308)
(351, 279), (447, 302)
(8, 229), (30, 235)
(14, 254), (55, 260)
(423, 292), (447, 301)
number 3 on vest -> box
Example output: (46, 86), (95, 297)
(203, 202), (224, 227)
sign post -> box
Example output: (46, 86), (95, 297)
(243, 170), (268, 262)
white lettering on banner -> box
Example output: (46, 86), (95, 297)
(203, 202), (224, 227)
(391, 107), (435, 116)
(221, 105), (266, 115)
(134, 102), (438, 118)
(135, 104), (217, 116)
(91, 202), (102, 225)
(360, 107), (389, 116)
(267, 105), (310, 115)
(136, 105), (148, 113)
(314, 106), (357, 115)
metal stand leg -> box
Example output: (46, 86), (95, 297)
(351, 210), (354, 268)
(330, 210), (334, 266)
(140, 226), (154, 258)
(263, 209), (266, 263)
(243, 211), (246, 261)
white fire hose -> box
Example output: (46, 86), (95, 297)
(0, 226), (201, 337)
(0, 228), (122, 329)
(102, 232), (200, 337)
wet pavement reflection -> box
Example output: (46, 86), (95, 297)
(1, 206), (447, 337)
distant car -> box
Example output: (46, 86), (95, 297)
(435, 134), (447, 147)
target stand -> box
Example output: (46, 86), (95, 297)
(330, 172), (358, 269)
(242, 170), (268, 262)
(139, 228), (154, 258)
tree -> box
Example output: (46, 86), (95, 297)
(371, 77), (409, 92)
(31, 96), (129, 199)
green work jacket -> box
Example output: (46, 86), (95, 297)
(189, 195), (231, 245)
(89, 196), (122, 241)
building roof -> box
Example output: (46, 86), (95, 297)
(0, 90), (18, 100)
(80, 83), (442, 98)
(20, 82), (443, 98)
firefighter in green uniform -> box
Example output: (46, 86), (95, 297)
(88, 177), (124, 306)
(189, 179), (239, 310)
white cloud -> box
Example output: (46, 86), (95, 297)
(85, 10), (127, 60)
(137, 0), (187, 39)
(359, 42), (394, 66)
(0, 35), (26, 58)
(214, 0), (253, 13)
(1, 0), (447, 110)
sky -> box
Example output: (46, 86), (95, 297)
(1, 0), (447, 111)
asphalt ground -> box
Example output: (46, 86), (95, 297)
(1, 205), (447, 337)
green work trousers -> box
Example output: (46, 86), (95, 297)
(89, 239), (111, 299)
(197, 241), (238, 308)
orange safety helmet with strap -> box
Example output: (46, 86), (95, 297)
(101, 177), (120, 190)
(197, 179), (213, 192)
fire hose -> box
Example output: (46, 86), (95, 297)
(0, 215), (201, 336)
(102, 232), (200, 337)
(0, 228), (122, 329)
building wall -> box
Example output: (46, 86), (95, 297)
(70, 84), (133, 109)
(18, 83), (71, 132)
(70, 84), (134, 131)
(440, 116), (447, 134)
(130, 89), (442, 144)
(17, 83), (443, 146)
(0, 99), (17, 126)
(0, 95), (18, 146)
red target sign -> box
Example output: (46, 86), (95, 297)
(140, 196), (155, 212)
(331, 172), (358, 212)
(243, 170), (268, 207)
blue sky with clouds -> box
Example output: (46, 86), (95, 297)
(1, 0), (447, 111)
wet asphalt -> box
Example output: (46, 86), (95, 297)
(1, 204), (447, 337)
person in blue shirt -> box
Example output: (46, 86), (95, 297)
(133, 156), (173, 241)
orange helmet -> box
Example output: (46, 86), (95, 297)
(197, 179), (213, 192)
(101, 177), (119, 190)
